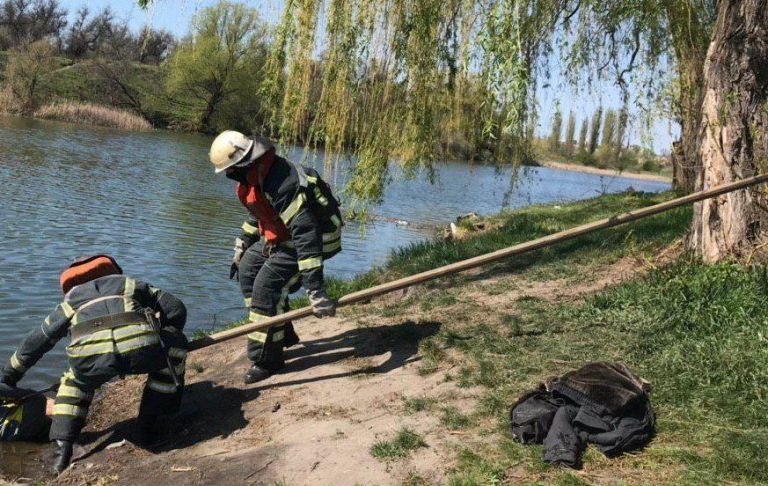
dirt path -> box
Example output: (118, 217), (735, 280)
(51, 316), (473, 485)
(22, 255), (652, 486)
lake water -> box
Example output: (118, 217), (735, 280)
(0, 115), (670, 388)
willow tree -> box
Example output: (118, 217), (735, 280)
(141, 0), (707, 194)
(1, 39), (57, 114)
(165, 2), (268, 132)
(687, 0), (767, 261)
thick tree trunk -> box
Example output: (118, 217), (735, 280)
(687, 0), (768, 261)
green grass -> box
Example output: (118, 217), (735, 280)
(279, 188), (763, 484)
(437, 257), (768, 485)
(402, 472), (428, 486)
(0, 51), (8, 78)
(385, 191), (687, 278)
(371, 428), (428, 459)
(290, 190), (687, 312)
(441, 406), (472, 430)
(403, 395), (438, 414)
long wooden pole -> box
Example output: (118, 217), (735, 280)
(188, 174), (768, 351)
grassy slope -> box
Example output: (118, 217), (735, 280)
(323, 190), (689, 300)
(44, 60), (176, 125)
(313, 191), (765, 485)
(0, 51), (176, 125)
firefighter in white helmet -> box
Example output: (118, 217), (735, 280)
(210, 131), (343, 384)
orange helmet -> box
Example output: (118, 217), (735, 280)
(60, 255), (123, 294)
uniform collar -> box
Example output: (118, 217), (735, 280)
(244, 148), (276, 187)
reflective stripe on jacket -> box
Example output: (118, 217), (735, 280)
(235, 153), (343, 291)
(0, 275), (187, 385)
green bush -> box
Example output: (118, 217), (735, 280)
(641, 158), (661, 172)
(574, 151), (599, 167)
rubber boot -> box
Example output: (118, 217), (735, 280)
(133, 414), (158, 447)
(283, 322), (300, 348)
(244, 361), (284, 384)
(245, 325), (286, 384)
(52, 440), (73, 474)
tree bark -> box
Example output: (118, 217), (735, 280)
(687, 0), (768, 261)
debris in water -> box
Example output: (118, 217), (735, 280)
(456, 212), (479, 222)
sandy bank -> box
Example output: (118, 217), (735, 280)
(540, 160), (672, 183)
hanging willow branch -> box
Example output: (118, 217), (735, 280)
(140, 0), (714, 204)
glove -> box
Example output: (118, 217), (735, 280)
(230, 237), (247, 280)
(0, 372), (20, 388)
(307, 288), (336, 318)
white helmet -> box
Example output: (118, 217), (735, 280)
(210, 130), (253, 173)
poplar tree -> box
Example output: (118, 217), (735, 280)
(549, 108), (562, 152)
(601, 109), (616, 147)
(577, 117), (588, 153)
(614, 109), (628, 158)
(588, 107), (602, 154)
(564, 111), (576, 157)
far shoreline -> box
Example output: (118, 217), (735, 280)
(0, 113), (673, 185)
(539, 160), (672, 183)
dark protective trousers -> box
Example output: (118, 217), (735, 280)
(238, 242), (301, 368)
(49, 326), (187, 442)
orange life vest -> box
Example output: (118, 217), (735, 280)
(235, 150), (290, 244)
(60, 255), (123, 294)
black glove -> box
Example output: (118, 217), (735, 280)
(230, 237), (247, 280)
(0, 372), (20, 388)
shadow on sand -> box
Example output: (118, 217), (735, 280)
(77, 319), (441, 456)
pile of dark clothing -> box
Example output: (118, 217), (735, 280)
(510, 362), (655, 468)
(1, 383), (51, 442)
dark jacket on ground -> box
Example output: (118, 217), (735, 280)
(510, 362), (655, 468)
(1, 385), (50, 442)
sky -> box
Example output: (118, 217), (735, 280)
(58, 0), (679, 154)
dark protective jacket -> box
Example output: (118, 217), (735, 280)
(0, 275), (187, 386)
(1, 384), (50, 442)
(510, 362), (655, 469)
(233, 151), (343, 292)
(1, 395), (49, 442)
